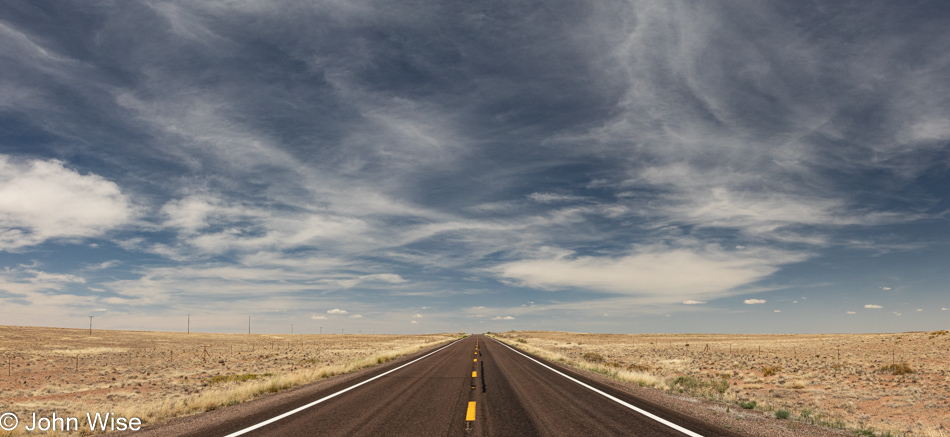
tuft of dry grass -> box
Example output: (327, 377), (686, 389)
(761, 365), (781, 377)
(582, 352), (604, 363)
(879, 362), (915, 375)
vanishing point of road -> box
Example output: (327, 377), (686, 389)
(146, 335), (742, 436)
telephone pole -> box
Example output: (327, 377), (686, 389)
(187, 314), (190, 334)
(248, 316), (251, 335)
(88, 316), (93, 335)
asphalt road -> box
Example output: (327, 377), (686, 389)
(173, 335), (741, 437)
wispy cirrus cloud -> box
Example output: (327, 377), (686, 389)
(0, 1), (947, 334)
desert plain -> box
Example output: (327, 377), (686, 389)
(2, 326), (948, 436)
(494, 331), (950, 437)
(0, 325), (456, 435)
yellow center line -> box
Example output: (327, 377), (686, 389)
(473, 358), (477, 362)
(466, 401), (476, 422)
(472, 371), (477, 377)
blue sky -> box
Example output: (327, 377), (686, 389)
(1, 1), (949, 334)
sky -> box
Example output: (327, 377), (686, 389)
(1, 1), (949, 335)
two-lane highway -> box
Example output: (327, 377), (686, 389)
(154, 335), (741, 436)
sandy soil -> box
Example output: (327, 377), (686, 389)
(497, 330), (950, 437)
(0, 325), (455, 435)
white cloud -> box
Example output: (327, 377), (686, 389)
(773, 310), (781, 313)
(349, 314), (363, 319)
(311, 315), (327, 320)
(497, 245), (802, 303)
(893, 312), (902, 316)
(916, 309), (923, 312)
(864, 304), (883, 309)
(943, 308), (949, 311)
(0, 266), (92, 308)
(359, 273), (407, 284)
(744, 299), (766, 304)
(881, 287), (891, 291)
(0, 156), (134, 250)
(527, 192), (586, 203)
(88, 260), (120, 271)
(327, 308), (348, 314)
(682, 300), (706, 305)
(899, 117), (950, 143)
(411, 313), (423, 318)
(492, 316), (515, 320)
(846, 311), (856, 315)
(411, 320), (418, 324)
(793, 300), (799, 303)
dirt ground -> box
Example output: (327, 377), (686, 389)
(0, 325), (456, 435)
(497, 331), (950, 437)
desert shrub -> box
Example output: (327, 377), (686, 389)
(627, 363), (651, 372)
(671, 375), (701, 391)
(739, 400), (757, 409)
(761, 365), (781, 377)
(711, 378), (729, 397)
(516, 338), (527, 344)
(582, 352), (604, 363)
(605, 361), (622, 368)
(775, 409), (791, 419)
(880, 362), (915, 375)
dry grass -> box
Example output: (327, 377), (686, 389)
(493, 330), (950, 437)
(0, 325), (457, 435)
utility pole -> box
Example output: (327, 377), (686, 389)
(248, 316), (251, 335)
(319, 326), (322, 335)
(291, 324), (294, 335)
(187, 314), (190, 334)
(88, 316), (93, 335)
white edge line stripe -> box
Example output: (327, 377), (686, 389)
(493, 338), (704, 437)
(223, 339), (462, 437)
